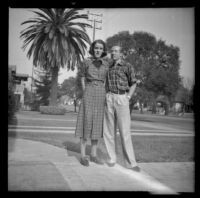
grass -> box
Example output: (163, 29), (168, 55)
(9, 110), (194, 167)
(8, 131), (194, 166)
(131, 136), (194, 162)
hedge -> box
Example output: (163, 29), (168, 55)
(39, 105), (66, 115)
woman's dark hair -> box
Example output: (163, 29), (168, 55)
(89, 39), (107, 57)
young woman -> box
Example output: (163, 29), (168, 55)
(75, 39), (109, 166)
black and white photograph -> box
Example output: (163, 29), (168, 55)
(8, 3), (195, 194)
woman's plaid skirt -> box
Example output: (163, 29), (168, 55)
(75, 83), (106, 140)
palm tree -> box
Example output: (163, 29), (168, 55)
(20, 8), (91, 105)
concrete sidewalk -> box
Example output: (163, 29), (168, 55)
(8, 138), (194, 193)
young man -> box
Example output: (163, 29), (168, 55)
(104, 45), (140, 172)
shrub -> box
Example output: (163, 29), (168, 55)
(8, 87), (17, 123)
(39, 105), (66, 115)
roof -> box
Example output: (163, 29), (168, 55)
(156, 95), (169, 103)
(16, 73), (29, 78)
(14, 73), (29, 82)
(9, 65), (17, 71)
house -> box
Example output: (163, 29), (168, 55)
(9, 65), (29, 109)
(171, 100), (185, 115)
(156, 95), (169, 115)
(172, 89), (186, 115)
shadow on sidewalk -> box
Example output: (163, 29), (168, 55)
(8, 87), (18, 153)
(62, 138), (128, 167)
(8, 115), (18, 153)
(62, 140), (109, 163)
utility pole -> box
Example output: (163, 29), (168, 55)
(87, 11), (103, 42)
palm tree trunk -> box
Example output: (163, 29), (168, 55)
(152, 100), (157, 114)
(49, 66), (59, 106)
(74, 99), (77, 112)
(164, 102), (170, 116)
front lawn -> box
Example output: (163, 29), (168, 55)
(8, 131), (194, 166)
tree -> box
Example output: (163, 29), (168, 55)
(23, 87), (32, 107)
(182, 77), (194, 91)
(175, 78), (194, 113)
(20, 8), (91, 106)
(34, 72), (52, 107)
(27, 68), (52, 110)
(59, 75), (83, 112)
(106, 31), (181, 115)
(106, 31), (135, 56)
(8, 83), (17, 122)
(181, 77), (194, 112)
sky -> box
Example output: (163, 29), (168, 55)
(9, 8), (194, 88)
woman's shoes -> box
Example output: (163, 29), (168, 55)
(80, 156), (103, 166)
(90, 155), (104, 165)
(107, 162), (116, 167)
(80, 156), (89, 166)
(130, 166), (141, 172)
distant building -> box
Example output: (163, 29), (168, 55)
(59, 94), (74, 105)
(172, 90), (186, 115)
(172, 100), (185, 115)
(156, 95), (169, 115)
(9, 65), (29, 109)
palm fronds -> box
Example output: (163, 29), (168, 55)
(20, 8), (91, 70)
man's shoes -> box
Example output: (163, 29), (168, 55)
(130, 166), (141, 172)
(90, 156), (104, 165)
(107, 162), (116, 167)
(80, 156), (89, 166)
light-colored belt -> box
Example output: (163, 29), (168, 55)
(109, 90), (127, 95)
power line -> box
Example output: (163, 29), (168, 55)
(87, 11), (103, 42)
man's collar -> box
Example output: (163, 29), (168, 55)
(100, 57), (108, 65)
(114, 59), (125, 66)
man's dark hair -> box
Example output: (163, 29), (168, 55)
(89, 39), (107, 57)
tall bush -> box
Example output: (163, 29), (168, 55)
(8, 87), (16, 123)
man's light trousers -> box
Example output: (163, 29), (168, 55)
(103, 92), (137, 167)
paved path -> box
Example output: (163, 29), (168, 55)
(8, 138), (194, 193)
